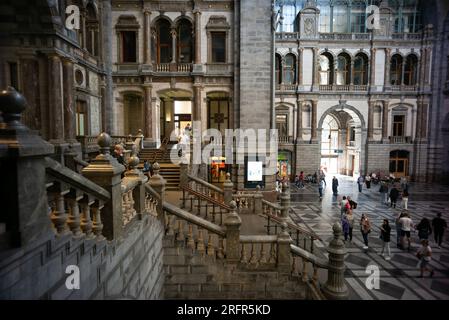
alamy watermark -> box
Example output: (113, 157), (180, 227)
(366, 5), (381, 30)
(365, 264), (380, 290)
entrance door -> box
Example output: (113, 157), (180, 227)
(174, 100), (192, 137)
(389, 150), (409, 177)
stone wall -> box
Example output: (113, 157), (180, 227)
(0, 214), (165, 300)
(296, 143), (320, 175)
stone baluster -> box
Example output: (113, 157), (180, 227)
(207, 234), (215, 257)
(197, 228), (205, 255)
(48, 182), (71, 235)
(187, 223), (195, 249)
(217, 238), (225, 259)
(259, 243), (267, 264)
(147, 162), (166, 219)
(80, 195), (94, 239)
(225, 201), (241, 263)
(82, 132), (125, 240)
(322, 222), (348, 300)
(66, 189), (83, 237)
(91, 200), (105, 240)
(125, 146), (147, 218)
(0, 87), (54, 248)
(240, 243), (248, 264)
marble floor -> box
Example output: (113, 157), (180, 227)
(289, 175), (449, 300)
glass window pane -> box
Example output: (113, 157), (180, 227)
(211, 32), (226, 63)
(174, 101), (192, 114)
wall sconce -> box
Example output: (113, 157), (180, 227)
(166, 114), (171, 122)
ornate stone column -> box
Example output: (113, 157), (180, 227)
(62, 57), (76, 143)
(48, 54), (64, 143)
(367, 100), (375, 141)
(382, 100), (389, 143)
(415, 97), (422, 141)
(298, 48), (303, 85)
(171, 28), (177, 64)
(193, 9), (202, 65)
(296, 99), (303, 142)
(193, 78), (202, 122)
(311, 99), (318, 142)
(312, 48), (319, 88)
(369, 48), (376, 86)
(143, 10), (152, 65)
(384, 48), (391, 89)
(144, 84), (153, 141)
(349, 60), (354, 86)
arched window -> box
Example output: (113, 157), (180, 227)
(283, 54), (296, 84)
(319, 53), (333, 85)
(321, 114), (339, 155)
(177, 19), (193, 63)
(275, 54), (281, 85)
(336, 53), (350, 85)
(86, 4), (99, 56)
(390, 54), (403, 85)
(353, 53), (368, 85)
(157, 19), (172, 63)
(404, 54), (418, 85)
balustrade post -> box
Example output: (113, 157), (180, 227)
(125, 145), (147, 218)
(322, 223), (348, 300)
(179, 154), (188, 189)
(277, 222), (293, 273)
(224, 201), (241, 263)
(0, 87), (54, 248)
(82, 132), (125, 240)
(148, 162), (166, 217)
(280, 182), (290, 221)
(223, 173), (233, 204)
(66, 188), (83, 237)
(253, 185), (263, 214)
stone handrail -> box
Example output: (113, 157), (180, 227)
(187, 174), (224, 194)
(290, 244), (329, 269)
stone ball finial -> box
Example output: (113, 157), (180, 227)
(0, 86), (27, 115)
(256, 185), (261, 191)
(229, 200), (237, 210)
(128, 154), (140, 169)
(97, 132), (111, 154)
(332, 222), (342, 235)
(138, 129), (143, 135)
(153, 162), (160, 175)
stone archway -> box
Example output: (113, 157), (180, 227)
(317, 103), (366, 176)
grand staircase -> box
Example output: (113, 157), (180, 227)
(139, 140), (180, 191)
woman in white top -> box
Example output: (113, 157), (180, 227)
(416, 239), (434, 278)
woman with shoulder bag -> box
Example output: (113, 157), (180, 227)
(360, 214), (371, 249)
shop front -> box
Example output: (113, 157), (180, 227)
(277, 151), (292, 180)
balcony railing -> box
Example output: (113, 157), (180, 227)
(319, 33), (370, 40)
(319, 84), (367, 92)
(389, 136), (412, 144)
(153, 63), (192, 73)
(206, 63), (232, 75)
(390, 85), (417, 92)
(276, 84), (296, 91)
(278, 136), (294, 144)
(391, 33), (422, 40)
(275, 32), (299, 40)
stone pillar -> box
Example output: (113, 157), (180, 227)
(310, 99), (318, 142)
(322, 223), (348, 300)
(171, 28), (177, 64)
(367, 100), (375, 141)
(143, 10), (151, 65)
(48, 54), (64, 143)
(296, 99), (303, 142)
(298, 48), (303, 85)
(224, 201), (241, 263)
(82, 133), (126, 240)
(384, 48), (391, 88)
(101, 0), (114, 133)
(277, 222), (293, 273)
(382, 100), (389, 143)
(62, 58), (76, 143)
(148, 162), (166, 217)
(193, 9), (202, 65)
(144, 84), (153, 140)
(125, 149), (147, 219)
(0, 87), (55, 248)
(349, 61), (354, 86)
(253, 185), (263, 214)
(280, 182), (290, 221)
(223, 173), (233, 205)
(312, 48), (319, 88)
(370, 48), (376, 86)
(193, 79), (202, 122)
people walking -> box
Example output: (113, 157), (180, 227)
(357, 175), (364, 193)
(360, 213), (371, 249)
(332, 176), (339, 196)
(340, 196), (348, 217)
(318, 178), (325, 200)
(347, 209), (354, 242)
(401, 189), (409, 210)
(380, 219), (392, 260)
(389, 185), (400, 208)
(379, 181), (389, 205)
(400, 176), (408, 192)
(365, 174), (371, 189)
(399, 212), (414, 251)
(432, 213), (447, 248)
(416, 218), (432, 241)
(299, 171), (305, 188)
(416, 239), (434, 278)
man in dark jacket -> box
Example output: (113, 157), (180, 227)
(332, 176), (339, 196)
(432, 213), (447, 248)
(389, 186), (400, 208)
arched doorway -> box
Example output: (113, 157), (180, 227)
(318, 104), (365, 176)
(123, 93), (143, 135)
(389, 150), (410, 178)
